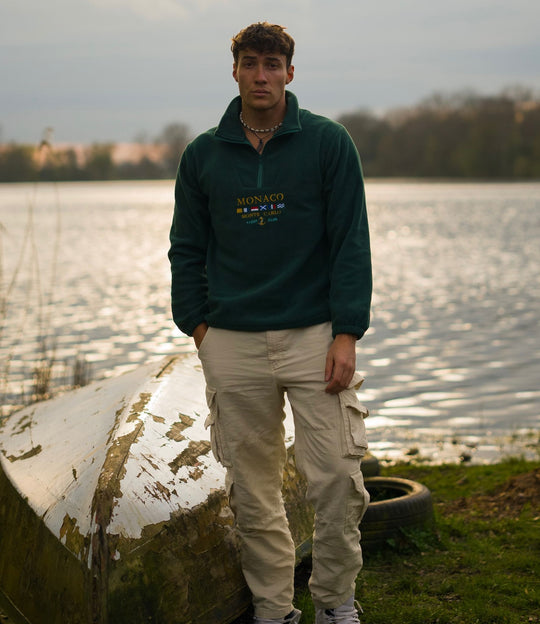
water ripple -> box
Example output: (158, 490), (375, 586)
(1, 180), (539, 463)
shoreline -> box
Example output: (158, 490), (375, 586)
(367, 427), (539, 466)
(2, 456), (539, 624)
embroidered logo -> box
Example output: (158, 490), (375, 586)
(235, 193), (286, 226)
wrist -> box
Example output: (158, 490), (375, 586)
(335, 332), (358, 342)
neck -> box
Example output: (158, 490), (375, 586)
(241, 98), (287, 130)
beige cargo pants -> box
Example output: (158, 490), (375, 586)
(198, 322), (370, 619)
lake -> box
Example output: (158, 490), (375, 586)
(1, 179), (539, 464)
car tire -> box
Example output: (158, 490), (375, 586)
(360, 476), (434, 551)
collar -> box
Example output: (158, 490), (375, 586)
(215, 91), (302, 142)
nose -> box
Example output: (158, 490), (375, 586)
(255, 63), (267, 82)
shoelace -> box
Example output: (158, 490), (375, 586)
(323, 601), (363, 623)
(254, 608), (301, 624)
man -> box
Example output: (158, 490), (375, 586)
(169, 22), (372, 624)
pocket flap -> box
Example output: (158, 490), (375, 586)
(340, 394), (369, 419)
(339, 390), (369, 456)
(350, 371), (365, 390)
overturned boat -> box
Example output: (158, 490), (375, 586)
(0, 354), (314, 624)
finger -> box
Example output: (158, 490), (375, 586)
(325, 377), (346, 394)
(342, 367), (354, 389)
(326, 362), (355, 393)
(325, 378), (339, 394)
(325, 363), (345, 393)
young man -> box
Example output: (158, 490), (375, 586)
(169, 22), (372, 624)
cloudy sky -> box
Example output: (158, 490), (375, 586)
(2, 0), (540, 143)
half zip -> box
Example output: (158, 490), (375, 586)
(257, 155), (263, 188)
(213, 91), (303, 190)
(254, 126), (298, 188)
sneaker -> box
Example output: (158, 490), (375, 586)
(315, 596), (363, 623)
(254, 607), (302, 624)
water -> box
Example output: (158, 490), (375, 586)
(1, 180), (539, 463)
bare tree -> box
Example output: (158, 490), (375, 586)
(156, 123), (190, 177)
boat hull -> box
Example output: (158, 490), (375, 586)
(0, 354), (313, 624)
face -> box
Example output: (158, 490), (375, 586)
(233, 49), (294, 116)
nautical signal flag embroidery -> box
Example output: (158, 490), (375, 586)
(235, 192), (286, 226)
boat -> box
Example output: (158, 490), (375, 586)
(0, 354), (315, 624)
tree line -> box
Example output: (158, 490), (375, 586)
(1, 88), (540, 182)
(338, 87), (540, 178)
(0, 123), (190, 183)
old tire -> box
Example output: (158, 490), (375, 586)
(360, 452), (380, 477)
(360, 476), (434, 551)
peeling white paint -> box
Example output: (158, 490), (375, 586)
(0, 353), (296, 550)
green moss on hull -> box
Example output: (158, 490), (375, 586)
(0, 410), (312, 624)
(107, 491), (247, 624)
(0, 468), (91, 624)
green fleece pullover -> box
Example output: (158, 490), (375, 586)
(169, 91), (372, 338)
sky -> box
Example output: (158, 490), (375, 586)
(2, 0), (540, 144)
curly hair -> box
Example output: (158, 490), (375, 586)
(231, 22), (295, 67)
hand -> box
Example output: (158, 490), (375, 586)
(193, 322), (208, 350)
(324, 333), (357, 394)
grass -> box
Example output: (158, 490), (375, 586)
(289, 457), (540, 624)
(0, 457), (538, 624)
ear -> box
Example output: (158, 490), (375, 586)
(232, 63), (238, 83)
(286, 64), (294, 85)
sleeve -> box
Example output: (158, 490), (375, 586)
(168, 143), (210, 336)
(323, 124), (372, 339)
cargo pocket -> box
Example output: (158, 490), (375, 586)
(204, 388), (232, 467)
(348, 469), (370, 526)
(338, 387), (369, 458)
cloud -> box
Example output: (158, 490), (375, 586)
(2, 0), (540, 142)
(88, 0), (231, 21)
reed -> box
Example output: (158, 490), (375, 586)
(0, 174), (91, 418)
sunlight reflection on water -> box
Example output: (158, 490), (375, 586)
(1, 180), (539, 463)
